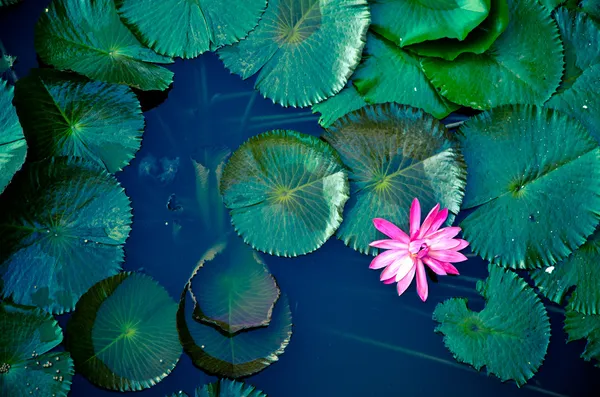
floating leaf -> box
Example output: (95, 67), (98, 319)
(0, 157), (132, 314)
(311, 84), (366, 128)
(116, 0), (266, 59)
(541, 0), (566, 10)
(0, 302), (74, 397)
(189, 238), (280, 334)
(422, 0), (563, 110)
(220, 130), (349, 257)
(370, 0), (491, 47)
(460, 106), (600, 269)
(531, 230), (600, 314)
(66, 272), (182, 391)
(406, 0), (510, 61)
(566, 0), (600, 21)
(565, 308), (600, 367)
(218, 0), (370, 107)
(433, 265), (551, 386)
(35, 0), (174, 91)
(0, 0), (19, 6)
(172, 379), (267, 397)
(321, 104), (466, 255)
(0, 79), (26, 194)
(14, 69), (143, 173)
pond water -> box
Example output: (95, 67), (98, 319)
(1, 1), (598, 396)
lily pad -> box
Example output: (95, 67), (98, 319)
(0, 79), (26, 194)
(116, 0), (266, 59)
(0, 0), (19, 6)
(566, 0), (600, 21)
(66, 272), (182, 391)
(171, 379), (267, 397)
(189, 238), (280, 334)
(352, 32), (459, 119)
(0, 157), (131, 314)
(406, 0), (510, 61)
(35, 0), (174, 91)
(220, 130), (349, 257)
(531, 229), (600, 314)
(311, 83), (367, 128)
(422, 0), (563, 110)
(460, 106), (600, 269)
(370, 0), (491, 47)
(218, 0), (370, 107)
(433, 265), (551, 386)
(564, 308), (600, 367)
(321, 104), (466, 255)
(0, 302), (74, 397)
(13, 69), (143, 173)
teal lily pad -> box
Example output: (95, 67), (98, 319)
(218, 0), (370, 107)
(14, 69), (143, 173)
(0, 157), (132, 314)
(541, 0), (566, 9)
(321, 104), (466, 255)
(0, 79), (26, 194)
(220, 130), (350, 257)
(116, 0), (266, 59)
(370, 0), (491, 47)
(189, 237), (280, 334)
(167, 379), (266, 397)
(422, 0), (563, 110)
(406, 0), (510, 61)
(66, 272), (182, 391)
(531, 229), (600, 314)
(565, 308), (600, 367)
(566, 0), (600, 21)
(0, 302), (74, 397)
(433, 265), (551, 386)
(35, 0), (174, 91)
(311, 83), (367, 128)
(460, 106), (600, 269)
(352, 32), (459, 119)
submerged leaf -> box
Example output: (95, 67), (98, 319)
(460, 106), (600, 269)
(220, 130), (350, 257)
(565, 308), (600, 367)
(0, 79), (26, 194)
(321, 104), (466, 254)
(311, 83), (367, 128)
(218, 0), (370, 107)
(35, 0), (174, 91)
(66, 272), (182, 391)
(433, 265), (551, 386)
(14, 69), (143, 173)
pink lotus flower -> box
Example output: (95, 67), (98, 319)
(369, 198), (469, 302)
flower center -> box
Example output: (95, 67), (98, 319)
(408, 239), (429, 258)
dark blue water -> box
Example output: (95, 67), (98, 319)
(1, 2), (598, 396)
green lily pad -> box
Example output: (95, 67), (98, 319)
(460, 106), (600, 269)
(370, 0), (491, 47)
(406, 0), (510, 61)
(218, 0), (370, 107)
(565, 308), (600, 367)
(422, 0), (563, 110)
(321, 104), (466, 255)
(35, 0), (174, 91)
(0, 157), (132, 314)
(352, 32), (459, 119)
(311, 83), (367, 128)
(13, 69), (143, 173)
(541, 0), (566, 10)
(116, 0), (266, 59)
(433, 265), (551, 386)
(66, 272), (182, 391)
(0, 302), (74, 397)
(566, 0), (600, 21)
(170, 379), (267, 397)
(220, 130), (349, 257)
(0, 79), (26, 195)
(531, 230), (600, 314)
(189, 238), (280, 334)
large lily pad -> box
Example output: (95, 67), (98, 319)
(422, 0), (563, 110)
(116, 0), (266, 58)
(220, 130), (349, 257)
(460, 106), (600, 269)
(0, 302), (74, 397)
(0, 157), (132, 314)
(168, 379), (266, 397)
(35, 0), (174, 91)
(433, 265), (551, 386)
(66, 272), (182, 391)
(218, 0), (370, 107)
(311, 84), (367, 128)
(565, 308), (600, 367)
(0, 79), (26, 194)
(406, 0), (510, 61)
(14, 69), (143, 173)
(189, 237), (280, 334)
(321, 104), (466, 255)
(352, 33), (459, 119)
